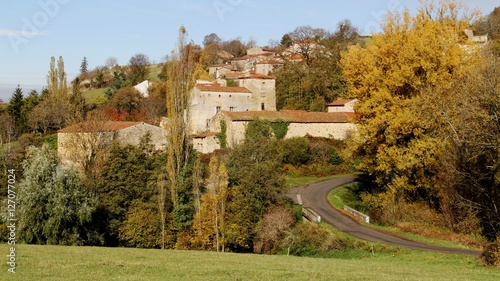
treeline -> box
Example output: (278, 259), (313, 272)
(0, 120), (346, 251)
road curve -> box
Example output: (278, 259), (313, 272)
(287, 175), (481, 256)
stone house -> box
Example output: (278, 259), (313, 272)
(328, 98), (357, 113)
(209, 110), (358, 149)
(255, 60), (283, 75)
(189, 73), (277, 134)
(57, 121), (167, 167)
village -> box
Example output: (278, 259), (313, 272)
(57, 45), (359, 165)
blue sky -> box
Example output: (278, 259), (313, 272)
(0, 0), (497, 102)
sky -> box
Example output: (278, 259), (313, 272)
(0, 0), (498, 102)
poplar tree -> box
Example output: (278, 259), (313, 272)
(165, 26), (196, 234)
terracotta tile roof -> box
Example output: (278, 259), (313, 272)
(256, 60), (283, 65)
(193, 132), (218, 138)
(195, 84), (251, 93)
(328, 98), (356, 106)
(58, 121), (141, 133)
(221, 110), (357, 123)
(222, 72), (276, 80)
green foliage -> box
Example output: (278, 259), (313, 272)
(226, 120), (287, 251)
(17, 144), (100, 245)
(6, 85), (26, 137)
(226, 79), (238, 87)
(97, 138), (162, 246)
(270, 120), (290, 140)
(119, 202), (162, 248)
(40, 134), (57, 150)
(215, 120), (227, 148)
(281, 137), (311, 165)
(244, 119), (273, 143)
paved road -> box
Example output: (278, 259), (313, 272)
(287, 175), (481, 256)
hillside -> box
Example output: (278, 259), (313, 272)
(2, 244), (498, 281)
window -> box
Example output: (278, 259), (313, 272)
(206, 119), (211, 128)
(229, 107), (235, 112)
(261, 103), (265, 110)
(216, 106), (221, 113)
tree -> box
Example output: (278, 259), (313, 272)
(105, 86), (144, 121)
(6, 85), (26, 137)
(29, 56), (71, 133)
(203, 33), (222, 47)
(105, 56), (119, 69)
(96, 136), (159, 246)
(275, 21), (356, 110)
(69, 77), (87, 123)
(225, 120), (286, 251)
(80, 57), (88, 75)
(165, 25), (196, 236)
(206, 156), (228, 251)
(128, 53), (150, 85)
(341, 1), (481, 224)
(430, 55), (500, 239)
(17, 144), (99, 245)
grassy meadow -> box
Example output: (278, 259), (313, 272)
(1, 244), (499, 281)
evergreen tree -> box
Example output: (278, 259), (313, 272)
(80, 56), (88, 75)
(6, 85), (26, 137)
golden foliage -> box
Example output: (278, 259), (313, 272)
(341, 1), (483, 209)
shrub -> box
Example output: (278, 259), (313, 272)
(281, 137), (311, 165)
(481, 237), (500, 267)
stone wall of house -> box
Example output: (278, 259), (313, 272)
(286, 123), (357, 140)
(58, 131), (115, 168)
(190, 87), (252, 133)
(193, 134), (221, 154)
(209, 113), (357, 150)
(238, 78), (276, 111)
(117, 123), (167, 150)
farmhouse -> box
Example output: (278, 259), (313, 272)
(57, 121), (167, 167)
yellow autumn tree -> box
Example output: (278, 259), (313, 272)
(340, 0), (481, 221)
(192, 155), (228, 251)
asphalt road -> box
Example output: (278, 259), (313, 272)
(287, 175), (481, 256)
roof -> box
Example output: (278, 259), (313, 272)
(193, 132), (218, 138)
(223, 72), (276, 80)
(220, 110), (357, 123)
(195, 84), (251, 93)
(328, 98), (356, 106)
(256, 60), (283, 65)
(58, 121), (141, 133)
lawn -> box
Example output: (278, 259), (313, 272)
(1, 244), (498, 280)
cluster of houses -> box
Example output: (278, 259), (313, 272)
(57, 46), (358, 166)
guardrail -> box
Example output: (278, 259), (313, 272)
(344, 205), (370, 223)
(302, 207), (321, 222)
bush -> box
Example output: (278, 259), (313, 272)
(481, 237), (500, 267)
(281, 137), (311, 165)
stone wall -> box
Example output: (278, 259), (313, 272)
(190, 87), (252, 133)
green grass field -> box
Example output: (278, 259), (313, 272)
(1, 244), (498, 280)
